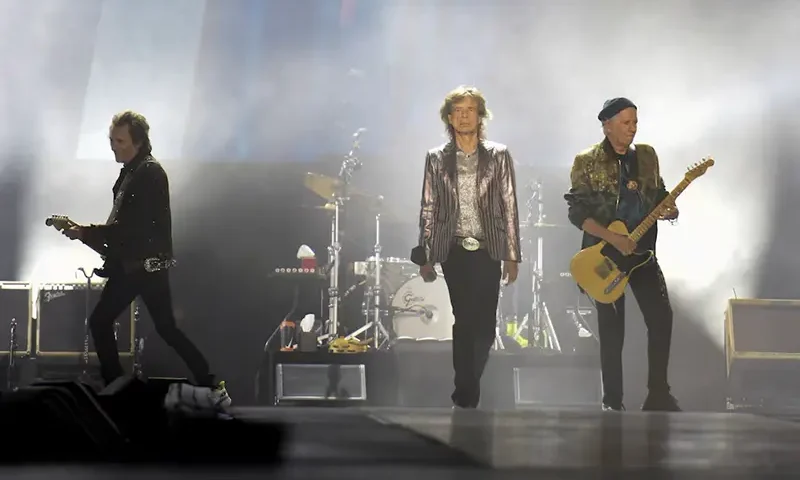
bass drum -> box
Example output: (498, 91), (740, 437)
(390, 275), (454, 341)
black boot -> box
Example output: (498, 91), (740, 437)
(641, 391), (681, 412)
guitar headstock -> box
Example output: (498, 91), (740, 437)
(685, 157), (715, 181)
(45, 215), (78, 231)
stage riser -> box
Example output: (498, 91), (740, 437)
(264, 350), (601, 409)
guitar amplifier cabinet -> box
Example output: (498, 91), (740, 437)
(36, 282), (134, 357)
(0, 282), (33, 356)
(725, 298), (800, 409)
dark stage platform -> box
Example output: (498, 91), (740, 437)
(4, 406), (800, 478)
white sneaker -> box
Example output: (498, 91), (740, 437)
(209, 381), (232, 408)
(163, 381), (231, 417)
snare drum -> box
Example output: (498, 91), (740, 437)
(390, 274), (454, 341)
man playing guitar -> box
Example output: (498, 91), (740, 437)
(564, 98), (680, 412)
(59, 110), (230, 407)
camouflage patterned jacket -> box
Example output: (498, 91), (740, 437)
(564, 139), (669, 249)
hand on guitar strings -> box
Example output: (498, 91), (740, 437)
(62, 226), (84, 241)
(608, 233), (637, 256)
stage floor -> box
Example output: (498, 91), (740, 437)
(4, 406), (800, 479)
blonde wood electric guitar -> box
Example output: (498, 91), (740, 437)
(569, 157), (714, 304)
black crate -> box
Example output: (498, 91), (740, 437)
(0, 282), (32, 356)
(36, 283), (134, 357)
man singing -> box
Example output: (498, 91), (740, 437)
(62, 110), (230, 407)
(413, 86), (521, 409)
(564, 97), (680, 412)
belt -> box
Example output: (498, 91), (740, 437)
(454, 236), (487, 252)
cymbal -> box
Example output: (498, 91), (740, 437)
(304, 172), (372, 201)
(316, 203), (336, 211)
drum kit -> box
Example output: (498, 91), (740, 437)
(300, 130), (598, 353)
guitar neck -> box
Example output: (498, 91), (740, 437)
(628, 177), (692, 242)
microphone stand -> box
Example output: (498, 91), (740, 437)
(76, 268), (95, 379)
(326, 128), (365, 339)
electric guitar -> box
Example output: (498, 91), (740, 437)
(45, 214), (176, 277)
(569, 157), (715, 304)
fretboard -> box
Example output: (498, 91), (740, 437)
(628, 177), (692, 242)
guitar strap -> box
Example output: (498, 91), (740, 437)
(626, 144), (640, 181)
(106, 159), (149, 225)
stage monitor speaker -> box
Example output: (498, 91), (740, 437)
(725, 298), (800, 410)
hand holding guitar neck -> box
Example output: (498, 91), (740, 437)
(45, 215), (84, 240)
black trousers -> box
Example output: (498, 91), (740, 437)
(89, 270), (213, 387)
(441, 246), (501, 408)
(594, 260), (673, 406)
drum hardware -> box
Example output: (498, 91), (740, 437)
(303, 129), (366, 340)
(525, 179), (561, 352)
(567, 306), (598, 341)
(493, 288), (506, 350)
(6, 318), (18, 391)
(345, 205), (391, 350)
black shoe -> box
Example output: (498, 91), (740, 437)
(602, 402), (625, 412)
(642, 392), (682, 412)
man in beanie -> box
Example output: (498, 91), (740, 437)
(564, 98), (681, 412)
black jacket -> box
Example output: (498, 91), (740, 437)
(83, 153), (173, 271)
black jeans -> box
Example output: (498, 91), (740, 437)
(89, 270), (213, 387)
(594, 260), (673, 407)
(441, 246), (501, 408)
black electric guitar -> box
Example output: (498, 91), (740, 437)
(46, 214), (176, 277)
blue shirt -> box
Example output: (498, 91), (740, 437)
(615, 151), (645, 231)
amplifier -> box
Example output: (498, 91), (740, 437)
(725, 298), (800, 409)
(0, 282), (32, 356)
(36, 282), (134, 357)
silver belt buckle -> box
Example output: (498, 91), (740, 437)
(461, 237), (480, 252)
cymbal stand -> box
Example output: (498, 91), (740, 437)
(326, 128), (365, 339)
(326, 200), (343, 338)
(526, 180), (561, 352)
(346, 205), (391, 349)
(6, 318), (18, 390)
(493, 288), (505, 350)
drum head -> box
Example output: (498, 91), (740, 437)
(390, 275), (454, 341)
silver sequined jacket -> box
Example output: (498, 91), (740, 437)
(417, 140), (521, 264)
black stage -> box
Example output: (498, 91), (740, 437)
(3, 406), (800, 478)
